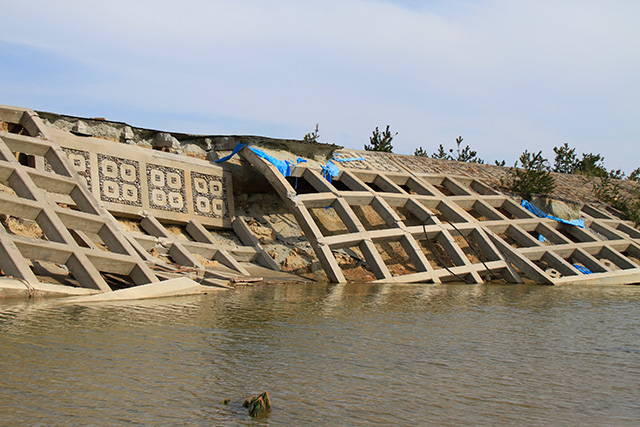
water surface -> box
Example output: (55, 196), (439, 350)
(1, 283), (639, 426)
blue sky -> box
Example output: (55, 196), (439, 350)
(1, 0), (639, 173)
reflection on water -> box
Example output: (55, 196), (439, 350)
(1, 283), (639, 426)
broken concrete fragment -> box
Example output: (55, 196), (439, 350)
(532, 196), (581, 221)
(122, 125), (135, 144)
(183, 143), (207, 157)
(153, 132), (180, 150)
(73, 121), (89, 135)
(248, 222), (276, 244)
(230, 276), (263, 283)
(61, 277), (212, 303)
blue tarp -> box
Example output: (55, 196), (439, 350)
(321, 156), (364, 182)
(215, 143), (294, 177)
(521, 200), (585, 228)
(573, 264), (593, 274)
(249, 147), (292, 177)
(322, 160), (341, 182)
(214, 142), (248, 164)
(332, 156), (365, 163)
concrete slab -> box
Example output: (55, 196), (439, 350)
(0, 278), (99, 299)
(61, 277), (212, 303)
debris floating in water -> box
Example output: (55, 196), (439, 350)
(243, 391), (271, 418)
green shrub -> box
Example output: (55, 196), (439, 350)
(365, 125), (396, 152)
(414, 147), (428, 157)
(427, 136), (483, 163)
(303, 124), (320, 143)
(505, 150), (556, 196)
(592, 174), (640, 226)
(553, 142), (579, 173)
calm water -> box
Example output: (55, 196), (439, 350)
(1, 283), (639, 426)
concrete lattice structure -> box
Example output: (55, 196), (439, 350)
(0, 105), (282, 295)
(0, 106), (159, 292)
(1, 104), (639, 294)
(242, 146), (640, 285)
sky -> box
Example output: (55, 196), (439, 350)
(1, 0), (639, 173)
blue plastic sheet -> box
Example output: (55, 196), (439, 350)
(573, 264), (593, 274)
(320, 156), (364, 182)
(521, 200), (585, 228)
(214, 142), (248, 164)
(333, 156), (365, 163)
(215, 143), (294, 177)
(322, 160), (341, 182)
(248, 147), (292, 177)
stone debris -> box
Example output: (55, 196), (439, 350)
(152, 132), (180, 150)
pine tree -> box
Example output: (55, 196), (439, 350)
(364, 125), (396, 152)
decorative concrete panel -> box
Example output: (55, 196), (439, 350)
(99, 154), (143, 207)
(51, 129), (234, 228)
(64, 148), (92, 191)
(146, 164), (187, 213)
(191, 172), (228, 220)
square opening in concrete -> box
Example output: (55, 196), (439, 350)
(533, 253), (578, 278)
(1, 216), (46, 241)
(309, 206), (350, 236)
(530, 224), (571, 245)
(460, 200), (505, 222)
(615, 223), (640, 240)
(333, 245), (377, 282)
(495, 225), (540, 249)
(401, 177), (436, 196)
(374, 239), (419, 277)
(17, 153), (37, 168)
(285, 175), (319, 194)
(351, 205), (389, 231)
(392, 205), (425, 227)
(581, 205), (614, 220)
(416, 232), (460, 269)
(28, 260), (81, 287)
(553, 223), (596, 244)
(0, 120), (29, 136)
(452, 229), (501, 264)
(421, 176), (470, 196)
(588, 247), (637, 271)
(425, 201), (468, 224)
(331, 178), (353, 192)
(469, 180), (498, 196)
(621, 244), (640, 267)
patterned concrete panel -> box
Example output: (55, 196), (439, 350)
(48, 128), (234, 228)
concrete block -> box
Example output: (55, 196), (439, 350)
(61, 277), (210, 303)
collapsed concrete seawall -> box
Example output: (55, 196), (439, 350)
(1, 104), (639, 299)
